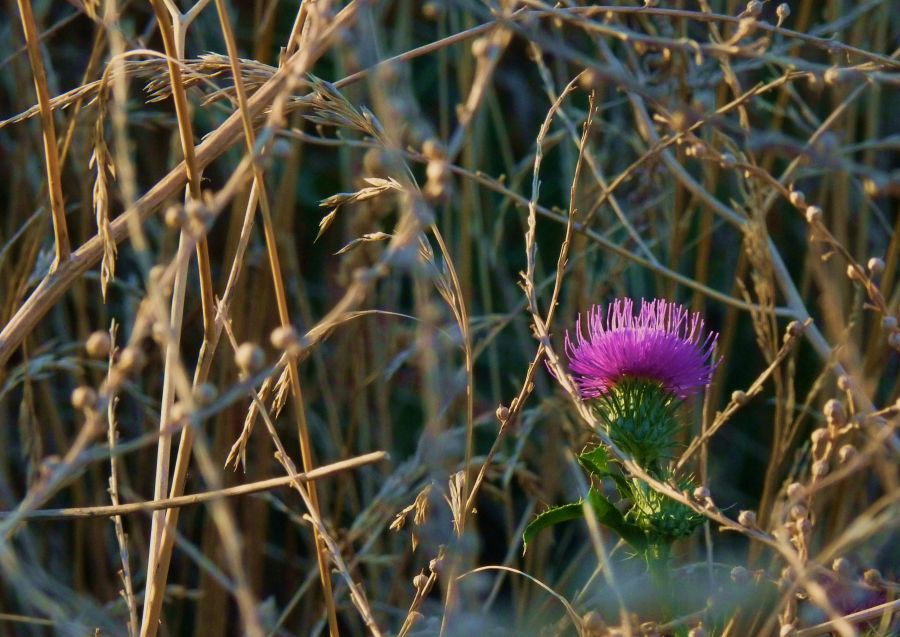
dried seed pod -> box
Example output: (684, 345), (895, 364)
(582, 610), (606, 633)
(730, 565), (750, 585)
(413, 573), (428, 589)
(786, 482), (804, 501)
(270, 326), (301, 356)
(837, 444), (857, 464)
(823, 399), (846, 426)
(193, 383), (218, 406)
(805, 205), (823, 224)
(235, 342), (265, 373)
(863, 568), (882, 586)
(164, 205), (185, 229)
(867, 257), (885, 275)
(738, 510), (757, 527)
(832, 557), (853, 577)
(85, 331), (112, 359)
(788, 189), (806, 208)
(71, 386), (98, 410)
(117, 347), (145, 373)
(731, 390), (749, 405)
(745, 0), (763, 17)
(495, 404), (509, 423)
(812, 459), (829, 478)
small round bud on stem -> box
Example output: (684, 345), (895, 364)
(193, 383), (218, 406)
(832, 557), (852, 577)
(495, 404), (510, 423)
(738, 510), (757, 527)
(720, 153), (735, 169)
(776, 3), (791, 21)
(71, 386), (97, 410)
(693, 486), (710, 501)
(731, 566), (750, 585)
(85, 331), (112, 359)
(867, 257), (885, 275)
(117, 347), (145, 372)
(413, 573), (428, 589)
(582, 611), (606, 633)
(164, 205), (185, 229)
(837, 375), (852, 391)
(786, 482), (804, 501)
(882, 316), (898, 331)
(863, 569), (882, 587)
(789, 504), (807, 520)
(788, 189), (806, 208)
(805, 206), (823, 224)
(235, 342), (264, 373)
(846, 264), (864, 284)
(731, 390), (749, 406)
(745, 1), (763, 17)
(890, 332), (900, 351)
(470, 37), (491, 59)
(270, 326), (301, 357)
(786, 321), (806, 338)
(811, 428), (830, 445)
(837, 444), (857, 464)
(823, 399), (845, 426)
(812, 459), (829, 478)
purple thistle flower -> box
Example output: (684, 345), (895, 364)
(564, 298), (718, 400)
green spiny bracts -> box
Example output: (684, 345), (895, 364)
(592, 378), (682, 471)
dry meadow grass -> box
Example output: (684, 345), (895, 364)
(0, 1), (898, 635)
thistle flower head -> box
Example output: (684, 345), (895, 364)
(564, 298), (718, 400)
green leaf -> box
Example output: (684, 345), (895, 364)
(522, 501), (584, 554)
(587, 487), (647, 551)
(578, 446), (613, 477)
(579, 446), (630, 495)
